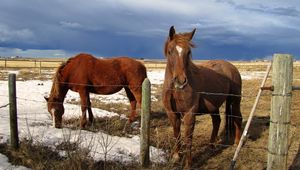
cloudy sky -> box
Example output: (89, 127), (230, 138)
(0, 0), (300, 60)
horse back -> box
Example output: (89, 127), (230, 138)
(59, 53), (147, 94)
(197, 60), (241, 92)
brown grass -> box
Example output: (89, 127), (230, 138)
(1, 62), (300, 169)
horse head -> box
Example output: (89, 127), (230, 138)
(164, 26), (196, 89)
(44, 96), (64, 128)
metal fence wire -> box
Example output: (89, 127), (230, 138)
(0, 59), (300, 169)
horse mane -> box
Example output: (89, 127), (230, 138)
(164, 33), (196, 57)
(174, 33), (196, 48)
(164, 33), (200, 75)
(49, 57), (72, 98)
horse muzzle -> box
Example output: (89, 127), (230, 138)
(173, 77), (188, 89)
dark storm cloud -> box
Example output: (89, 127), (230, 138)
(0, 0), (300, 60)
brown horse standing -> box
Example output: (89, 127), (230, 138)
(45, 53), (147, 128)
(162, 26), (242, 169)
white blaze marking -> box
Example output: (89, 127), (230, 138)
(176, 45), (183, 56)
(53, 116), (55, 127)
(51, 108), (56, 127)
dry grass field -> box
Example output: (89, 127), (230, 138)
(0, 59), (300, 169)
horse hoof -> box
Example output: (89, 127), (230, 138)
(209, 143), (216, 149)
(130, 121), (140, 129)
(183, 165), (191, 170)
(80, 123), (87, 129)
(171, 153), (180, 164)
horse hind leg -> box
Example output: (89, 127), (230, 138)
(86, 93), (94, 125)
(231, 98), (242, 144)
(210, 110), (221, 145)
(225, 97), (242, 144)
(124, 87), (138, 123)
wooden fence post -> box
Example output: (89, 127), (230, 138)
(267, 54), (293, 170)
(140, 78), (151, 167)
(39, 61), (42, 75)
(229, 63), (272, 170)
(8, 73), (19, 150)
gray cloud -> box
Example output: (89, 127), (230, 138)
(216, 0), (300, 17)
(0, 0), (299, 60)
(0, 24), (34, 43)
(237, 5), (300, 17)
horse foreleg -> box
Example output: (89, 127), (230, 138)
(166, 111), (181, 163)
(210, 111), (221, 145)
(183, 112), (195, 169)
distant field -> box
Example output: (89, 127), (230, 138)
(2, 58), (300, 69)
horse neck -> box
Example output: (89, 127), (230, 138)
(49, 80), (68, 103)
(165, 59), (196, 79)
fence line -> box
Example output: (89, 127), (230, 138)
(1, 59), (300, 169)
(0, 92), (272, 121)
(4, 58), (300, 69)
(0, 111), (276, 124)
(230, 62), (272, 169)
(1, 91), (300, 169)
(0, 103), (9, 108)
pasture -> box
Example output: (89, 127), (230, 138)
(0, 59), (300, 169)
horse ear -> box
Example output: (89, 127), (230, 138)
(186, 28), (196, 41)
(169, 26), (176, 40)
(44, 96), (49, 102)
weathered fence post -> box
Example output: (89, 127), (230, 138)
(140, 78), (151, 167)
(229, 63), (272, 170)
(8, 73), (19, 150)
(39, 60), (42, 75)
(267, 54), (293, 170)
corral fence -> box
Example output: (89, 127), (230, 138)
(2, 53), (300, 169)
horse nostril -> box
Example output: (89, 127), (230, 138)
(173, 77), (188, 89)
(182, 78), (187, 84)
(172, 77), (177, 83)
(178, 77), (187, 85)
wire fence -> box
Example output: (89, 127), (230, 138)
(0, 65), (300, 169)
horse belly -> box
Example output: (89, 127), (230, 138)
(92, 86), (123, 95)
(199, 97), (226, 113)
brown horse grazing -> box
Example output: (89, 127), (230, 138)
(45, 53), (147, 128)
(162, 26), (242, 169)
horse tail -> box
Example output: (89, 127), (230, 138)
(225, 87), (243, 144)
(225, 96), (235, 144)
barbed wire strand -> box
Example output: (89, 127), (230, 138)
(0, 103), (9, 108)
